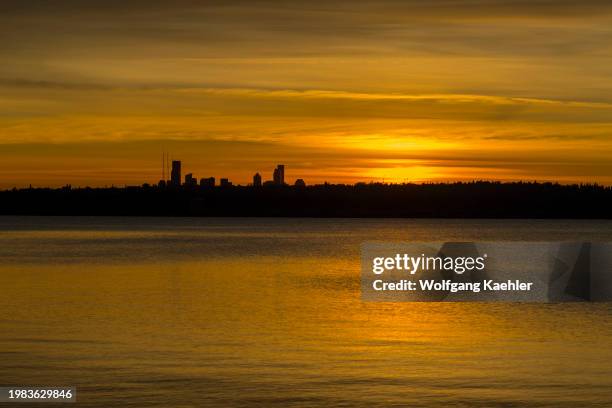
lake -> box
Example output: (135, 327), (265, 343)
(1, 217), (611, 407)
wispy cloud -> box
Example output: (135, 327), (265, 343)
(1, 1), (612, 184)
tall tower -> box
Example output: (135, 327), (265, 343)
(278, 165), (284, 185)
(253, 172), (262, 187)
(273, 165), (285, 185)
(171, 160), (181, 186)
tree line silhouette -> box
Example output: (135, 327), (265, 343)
(0, 181), (610, 218)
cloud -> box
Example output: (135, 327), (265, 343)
(0, 78), (111, 90)
(3, 84), (612, 127)
(1, 1), (612, 185)
(2, 1), (612, 83)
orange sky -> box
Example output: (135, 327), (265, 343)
(1, 1), (612, 187)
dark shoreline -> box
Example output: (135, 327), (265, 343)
(1, 181), (610, 218)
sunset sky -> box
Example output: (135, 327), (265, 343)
(1, 0), (612, 187)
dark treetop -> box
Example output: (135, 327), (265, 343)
(1, 182), (610, 218)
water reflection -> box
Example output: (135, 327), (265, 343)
(0, 217), (611, 407)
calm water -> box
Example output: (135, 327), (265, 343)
(1, 217), (611, 407)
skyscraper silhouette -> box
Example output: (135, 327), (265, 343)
(171, 160), (181, 186)
(253, 173), (262, 187)
(200, 177), (215, 187)
(273, 165), (285, 186)
(184, 173), (197, 186)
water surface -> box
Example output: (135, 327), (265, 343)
(1, 217), (611, 407)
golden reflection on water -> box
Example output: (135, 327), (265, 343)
(1, 218), (611, 407)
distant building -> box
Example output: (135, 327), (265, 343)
(273, 164), (285, 186)
(220, 178), (232, 187)
(253, 172), (262, 187)
(184, 173), (197, 186)
(294, 178), (306, 187)
(200, 177), (215, 187)
(170, 160), (181, 186)
(263, 180), (275, 187)
(158, 179), (166, 188)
